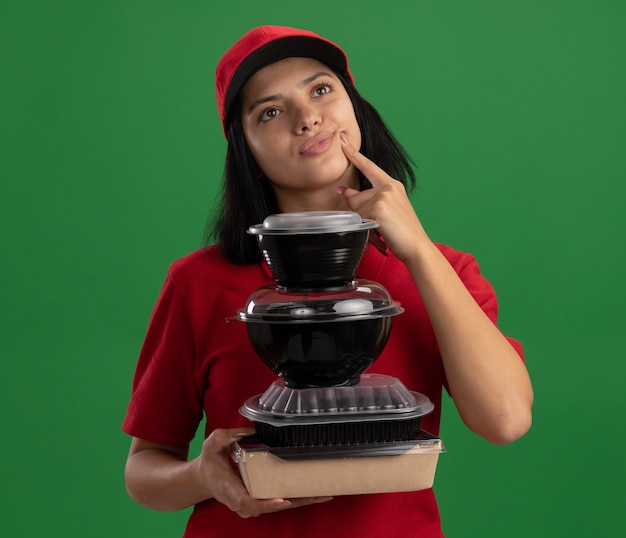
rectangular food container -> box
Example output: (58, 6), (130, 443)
(231, 433), (444, 499)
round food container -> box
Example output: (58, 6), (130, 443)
(248, 211), (379, 290)
(236, 280), (403, 388)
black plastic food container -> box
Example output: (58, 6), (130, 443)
(248, 211), (379, 290)
(253, 416), (424, 447)
(245, 316), (392, 388)
(240, 375), (435, 447)
(235, 281), (403, 388)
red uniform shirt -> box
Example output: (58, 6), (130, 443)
(122, 243), (523, 537)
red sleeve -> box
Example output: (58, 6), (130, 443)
(121, 273), (203, 446)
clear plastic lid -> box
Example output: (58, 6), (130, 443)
(248, 211), (379, 235)
(237, 279), (403, 322)
(239, 374), (435, 425)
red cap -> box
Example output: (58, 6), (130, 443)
(215, 25), (354, 137)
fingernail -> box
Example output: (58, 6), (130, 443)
(340, 132), (348, 144)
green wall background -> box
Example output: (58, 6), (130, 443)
(2, 1), (625, 536)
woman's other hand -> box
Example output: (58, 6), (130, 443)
(337, 133), (533, 445)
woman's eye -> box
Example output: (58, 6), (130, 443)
(312, 83), (333, 97)
(259, 107), (281, 122)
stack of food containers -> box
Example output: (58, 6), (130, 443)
(231, 211), (444, 499)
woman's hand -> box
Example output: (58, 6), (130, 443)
(125, 428), (333, 517)
(196, 428), (333, 518)
(338, 133), (428, 263)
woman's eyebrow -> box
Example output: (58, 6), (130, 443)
(247, 94), (282, 115)
(247, 71), (335, 115)
(298, 71), (334, 88)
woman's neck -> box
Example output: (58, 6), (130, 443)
(273, 169), (361, 213)
(276, 188), (354, 213)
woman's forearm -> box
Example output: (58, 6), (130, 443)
(124, 444), (209, 511)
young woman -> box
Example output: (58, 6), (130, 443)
(122, 25), (533, 537)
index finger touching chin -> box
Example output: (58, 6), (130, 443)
(340, 133), (390, 186)
(339, 132), (365, 161)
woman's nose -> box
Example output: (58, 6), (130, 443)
(293, 104), (321, 133)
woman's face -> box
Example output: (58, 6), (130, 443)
(240, 57), (362, 210)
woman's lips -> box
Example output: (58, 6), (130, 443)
(299, 132), (334, 156)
